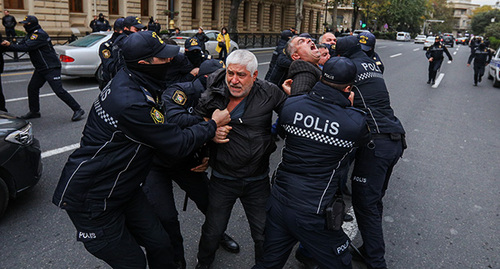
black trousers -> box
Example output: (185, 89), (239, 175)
(428, 59), (443, 81)
(27, 68), (81, 113)
(66, 190), (175, 269)
(5, 28), (16, 39)
(351, 137), (403, 269)
(473, 64), (486, 84)
(219, 46), (228, 62)
(0, 75), (6, 112)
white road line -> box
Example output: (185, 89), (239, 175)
(432, 73), (445, 88)
(453, 51), (457, 55)
(397, 44), (403, 46)
(390, 53), (402, 58)
(447, 60), (452, 64)
(3, 79), (29, 84)
(413, 48), (420, 51)
(6, 86), (98, 103)
(259, 62), (270, 65)
(41, 143), (80, 159)
(378, 46), (387, 49)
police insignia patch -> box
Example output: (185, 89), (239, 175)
(172, 90), (187, 106)
(30, 34), (38, 40)
(102, 49), (111, 58)
(150, 108), (164, 124)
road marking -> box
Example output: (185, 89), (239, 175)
(447, 60), (452, 64)
(41, 143), (80, 159)
(397, 44), (403, 46)
(3, 79), (29, 84)
(432, 73), (445, 88)
(259, 62), (270, 65)
(1, 71), (33, 77)
(390, 53), (402, 58)
(453, 51), (457, 55)
(6, 86), (98, 103)
(413, 48), (420, 51)
(378, 46), (387, 49)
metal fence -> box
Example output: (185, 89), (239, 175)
(231, 32), (322, 49)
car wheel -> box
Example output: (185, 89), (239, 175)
(0, 178), (9, 218)
(493, 75), (500, 87)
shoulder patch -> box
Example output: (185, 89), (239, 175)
(172, 90), (187, 106)
(102, 49), (111, 58)
(30, 34), (38, 40)
(150, 107), (165, 124)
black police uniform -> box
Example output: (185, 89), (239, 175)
(165, 53), (197, 87)
(343, 40), (406, 269)
(265, 30), (293, 81)
(266, 48), (292, 90)
(426, 41), (452, 84)
(95, 16), (111, 32)
(0, 33), (6, 112)
(6, 18), (82, 117)
(467, 44), (492, 85)
(97, 31), (126, 89)
(255, 80), (369, 269)
(52, 31), (215, 269)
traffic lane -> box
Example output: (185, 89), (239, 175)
(377, 44), (500, 267)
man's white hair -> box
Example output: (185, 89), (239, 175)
(226, 49), (258, 74)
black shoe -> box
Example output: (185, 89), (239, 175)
(20, 111), (41, 119)
(174, 259), (186, 269)
(431, 80), (435, 85)
(479, 77), (482, 82)
(343, 213), (354, 222)
(473, 83), (478, 86)
(426, 80), (431, 84)
(195, 262), (210, 269)
(295, 248), (320, 269)
(71, 109), (85, 121)
(220, 233), (240, 253)
(350, 244), (367, 262)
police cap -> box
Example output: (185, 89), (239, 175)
(20, 15), (38, 24)
(124, 16), (146, 30)
(321, 56), (357, 85)
(185, 37), (202, 51)
(335, 36), (359, 56)
(198, 59), (225, 77)
(122, 31), (179, 62)
(113, 18), (125, 31)
(358, 32), (376, 51)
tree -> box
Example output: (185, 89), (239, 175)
(484, 22), (500, 39)
(471, 9), (500, 35)
(295, 0), (305, 32)
(426, 0), (453, 34)
(228, 0), (243, 34)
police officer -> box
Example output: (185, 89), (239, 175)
(336, 36), (406, 269)
(426, 36), (452, 85)
(467, 41), (491, 86)
(1, 15), (84, 121)
(184, 36), (209, 68)
(96, 17), (125, 90)
(358, 31), (384, 73)
(265, 29), (293, 81)
(52, 31), (231, 269)
(143, 59), (240, 268)
(95, 13), (111, 32)
(254, 56), (369, 269)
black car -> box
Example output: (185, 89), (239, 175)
(0, 112), (42, 218)
(442, 35), (454, 47)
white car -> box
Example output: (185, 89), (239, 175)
(423, 36), (436, 50)
(396, 32), (411, 42)
(170, 30), (239, 58)
(54, 31), (113, 77)
(414, 35), (427, 44)
(488, 47), (500, 87)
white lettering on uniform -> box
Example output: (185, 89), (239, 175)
(79, 232), (97, 239)
(329, 122), (339, 135)
(336, 240), (350, 255)
(361, 62), (381, 73)
(293, 112), (341, 135)
(293, 112), (303, 124)
(353, 176), (367, 184)
(100, 87), (111, 101)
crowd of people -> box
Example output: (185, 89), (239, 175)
(2, 12), (490, 269)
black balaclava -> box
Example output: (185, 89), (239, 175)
(23, 22), (40, 33)
(186, 50), (203, 67)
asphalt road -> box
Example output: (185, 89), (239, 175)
(0, 40), (499, 269)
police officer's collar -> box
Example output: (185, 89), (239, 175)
(124, 66), (165, 103)
(309, 81), (351, 107)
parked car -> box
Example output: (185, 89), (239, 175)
(456, 37), (469, 45)
(414, 35), (427, 44)
(396, 32), (411, 42)
(488, 47), (500, 87)
(441, 35), (454, 47)
(0, 112), (42, 218)
(169, 30), (239, 58)
(423, 36), (436, 50)
(352, 30), (369, 36)
(54, 31), (113, 77)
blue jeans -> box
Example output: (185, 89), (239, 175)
(197, 175), (270, 265)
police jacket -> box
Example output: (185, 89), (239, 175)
(273, 82), (369, 214)
(52, 68), (217, 212)
(165, 53), (196, 87)
(426, 43), (452, 61)
(195, 69), (287, 178)
(265, 37), (289, 81)
(266, 50), (292, 90)
(95, 19), (111, 32)
(97, 32), (126, 88)
(8, 25), (61, 70)
(287, 59), (321, 95)
(468, 47), (491, 66)
(2, 15), (16, 29)
(348, 48), (405, 135)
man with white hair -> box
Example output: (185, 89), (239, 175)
(194, 50), (287, 269)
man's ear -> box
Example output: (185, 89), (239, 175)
(253, 70), (258, 80)
(343, 85), (352, 92)
(291, 53), (300, 61)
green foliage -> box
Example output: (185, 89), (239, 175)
(488, 36), (500, 50)
(373, 31), (396, 40)
(426, 0), (453, 34)
(485, 22), (500, 39)
(160, 30), (170, 35)
(471, 9), (500, 35)
(359, 0), (426, 34)
(15, 30), (26, 36)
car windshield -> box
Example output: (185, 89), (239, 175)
(68, 34), (107, 47)
(179, 31), (197, 37)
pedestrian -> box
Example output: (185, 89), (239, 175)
(148, 17), (156, 32)
(89, 15), (98, 32)
(2, 10), (17, 40)
(358, 31), (384, 73)
(52, 30), (231, 269)
(171, 27), (180, 37)
(317, 44), (330, 69)
(254, 56), (370, 269)
(216, 27), (230, 62)
(154, 19), (161, 34)
(336, 36), (406, 269)
(265, 29), (293, 82)
(143, 59), (240, 269)
(194, 27), (209, 53)
(467, 42), (491, 86)
(0, 15), (85, 121)
(426, 36), (452, 85)
(0, 33), (6, 112)
(95, 13), (111, 32)
(194, 50), (287, 269)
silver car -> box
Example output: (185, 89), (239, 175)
(54, 31), (113, 77)
(170, 30), (239, 58)
(414, 35), (427, 44)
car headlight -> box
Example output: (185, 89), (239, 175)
(5, 123), (33, 145)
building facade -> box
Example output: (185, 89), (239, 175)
(1, 0), (329, 37)
(448, 0), (479, 36)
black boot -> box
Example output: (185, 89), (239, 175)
(20, 111), (41, 119)
(295, 248), (320, 269)
(220, 233), (240, 253)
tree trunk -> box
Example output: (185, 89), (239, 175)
(332, 0), (338, 31)
(351, 2), (359, 31)
(296, 0), (305, 32)
(228, 0), (243, 34)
